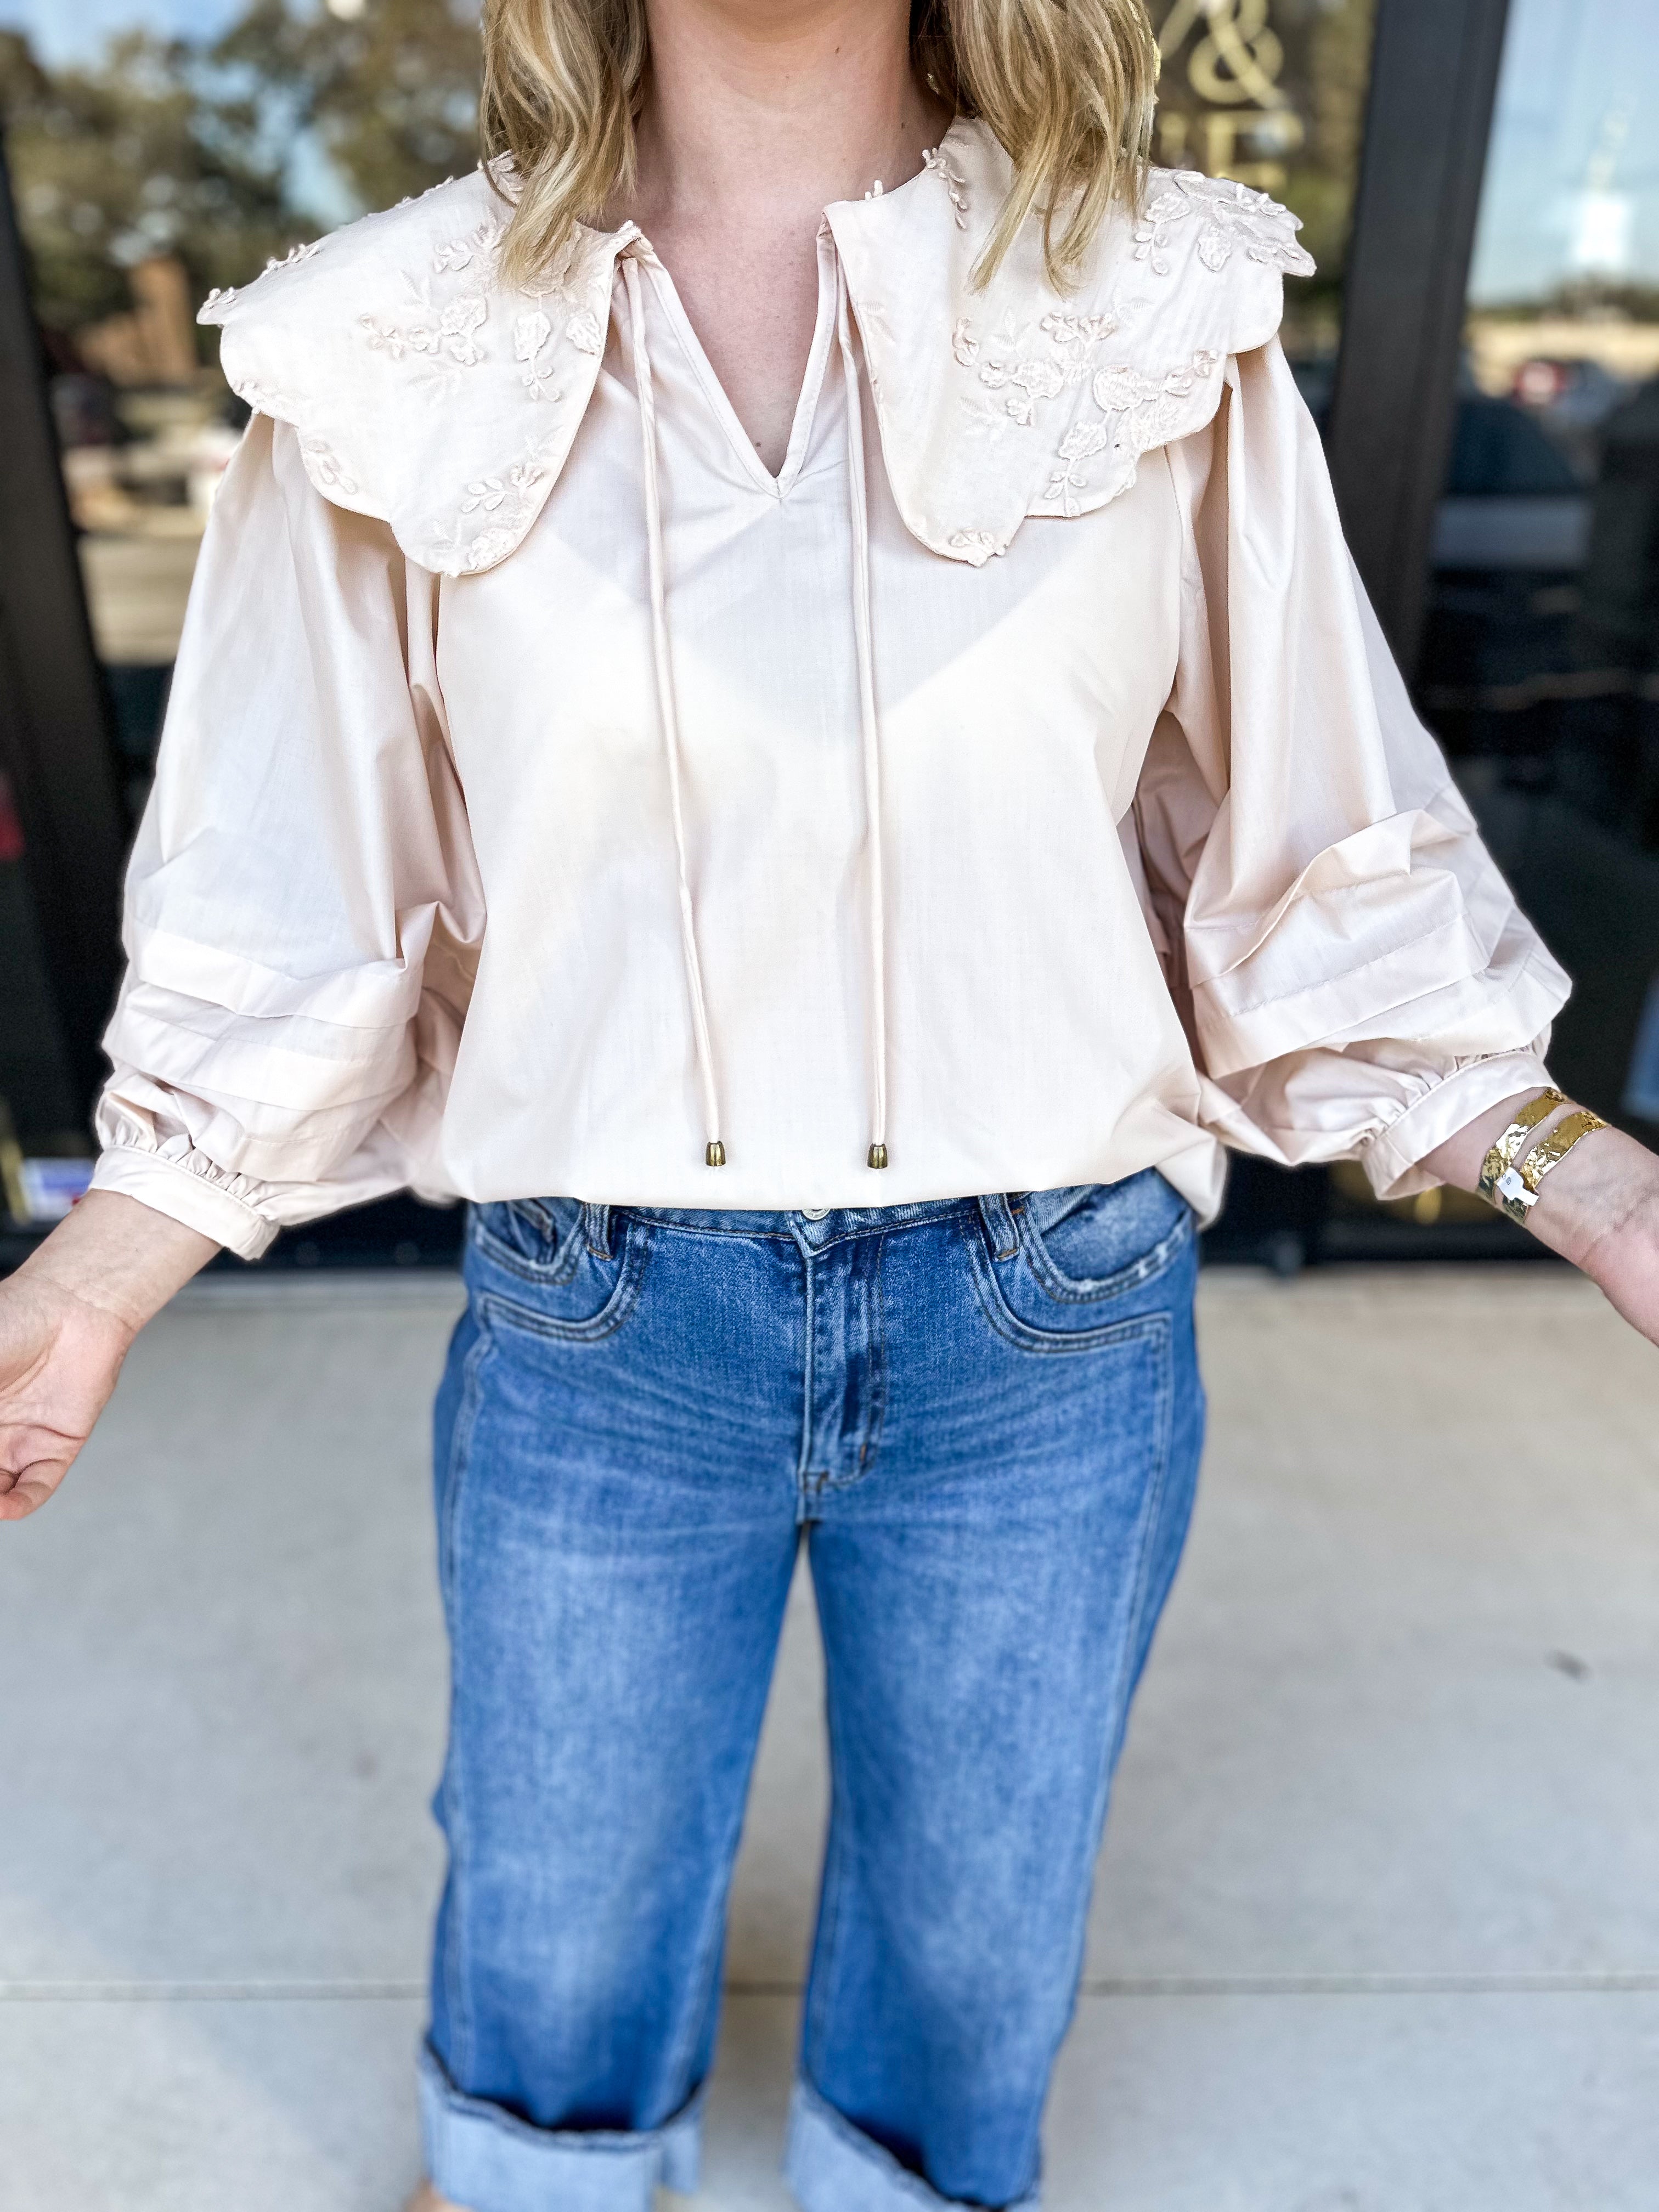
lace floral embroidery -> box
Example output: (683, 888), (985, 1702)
(227, 373), (294, 416)
(922, 145), (969, 229)
(433, 216), (504, 276)
(947, 529), (1001, 565)
(951, 301), (1223, 515)
(360, 287), (490, 390)
(300, 436), (358, 496)
(422, 443), (556, 576)
(1045, 349), (1223, 514)
(952, 309), (1120, 428)
(263, 238), (323, 276)
(514, 309), (557, 399)
(358, 201), (580, 388)
(1133, 170), (1316, 279)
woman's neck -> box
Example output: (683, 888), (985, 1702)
(614, 0), (952, 476)
(629, 0), (949, 237)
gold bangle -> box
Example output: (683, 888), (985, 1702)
(1518, 1108), (1609, 1200)
(1478, 1088), (1566, 1224)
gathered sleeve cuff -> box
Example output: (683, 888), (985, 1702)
(91, 1136), (280, 1260)
(1133, 338), (1571, 1186)
(93, 411), (483, 1244)
(1356, 1046), (1556, 1199)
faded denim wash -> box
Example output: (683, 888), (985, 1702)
(420, 1172), (1204, 2212)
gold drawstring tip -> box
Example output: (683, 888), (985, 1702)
(706, 1140), (726, 1168)
(867, 1142), (889, 1171)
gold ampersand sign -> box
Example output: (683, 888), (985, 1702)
(1155, 0), (1304, 188)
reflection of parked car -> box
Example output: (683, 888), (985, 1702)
(47, 371), (124, 452)
(50, 376), (247, 531)
(1510, 356), (1629, 478)
(1423, 393), (1591, 752)
(1511, 355), (1628, 421)
(184, 418), (244, 516)
(1431, 391), (1587, 569)
(1418, 371), (1659, 1141)
(1577, 377), (1659, 676)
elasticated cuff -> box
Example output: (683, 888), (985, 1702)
(418, 2044), (703, 2212)
(784, 2078), (1040, 2212)
(1360, 1050), (1555, 1201)
(90, 1146), (279, 1259)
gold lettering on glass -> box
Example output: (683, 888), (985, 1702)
(1154, 0), (1307, 191)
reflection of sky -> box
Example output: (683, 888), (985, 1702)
(1470, 0), (1659, 304)
(0, 0), (244, 63)
(0, 0), (472, 221)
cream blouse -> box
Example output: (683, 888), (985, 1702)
(91, 120), (1566, 1260)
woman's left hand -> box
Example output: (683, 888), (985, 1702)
(1424, 1093), (1659, 1349)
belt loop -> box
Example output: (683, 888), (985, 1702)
(582, 1201), (613, 1259)
(977, 1191), (1020, 1262)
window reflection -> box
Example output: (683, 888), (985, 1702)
(1151, 0), (1377, 405)
(1, 3), (483, 799)
(1418, 0), (1659, 1146)
(0, 2), (479, 1249)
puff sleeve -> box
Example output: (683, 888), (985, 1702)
(1132, 339), (1570, 1198)
(90, 414), (484, 1257)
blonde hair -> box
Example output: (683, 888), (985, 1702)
(481, 0), (1159, 292)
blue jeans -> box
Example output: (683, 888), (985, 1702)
(421, 1175), (1203, 2212)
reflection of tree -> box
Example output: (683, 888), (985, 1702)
(211, 0), (481, 225)
(0, 28), (292, 338)
(0, 1), (482, 351)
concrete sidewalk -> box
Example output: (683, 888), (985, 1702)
(1, 1266), (1656, 2210)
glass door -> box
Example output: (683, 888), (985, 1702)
(1151, 0), (1378, 411)
(0, 0), (482, 1265)
(1407, 0), (1659, 1198)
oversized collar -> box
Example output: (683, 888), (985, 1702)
(200, 117), (1313, 578)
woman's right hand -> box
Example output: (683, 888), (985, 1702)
(0, 1272), (134, 1519)
(0, 1190), (220, 1521)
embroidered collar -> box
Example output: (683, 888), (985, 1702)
(200, 117), (1312, 578)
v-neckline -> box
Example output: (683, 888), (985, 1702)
(632, 232), (840, 500)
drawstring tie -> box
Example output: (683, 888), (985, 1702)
(624, 253), (726, 1169)
(836, 257), (890, 1172)
(623, 241), (890, 1173)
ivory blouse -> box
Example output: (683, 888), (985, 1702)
(91, 119), (1566, 1260)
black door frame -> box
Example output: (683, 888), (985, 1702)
(0, 145), (128, 1121)
(1207, 0), (1525, 1265)
(1324, 0), (1515, 677)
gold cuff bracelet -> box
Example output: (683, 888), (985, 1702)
(1478, 1089), (1609, 1226)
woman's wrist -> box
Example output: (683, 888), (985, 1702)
(1516, 1121), (1659, 1273)
(15, 1188), (220, 1340)
(1423, 1087), (1659, 1273)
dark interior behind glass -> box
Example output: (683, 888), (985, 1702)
(3, 0), (1650, 1268)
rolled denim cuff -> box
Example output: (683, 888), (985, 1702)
(784, 2078), (1041, 2212)
(419, 2044), (703, 2212)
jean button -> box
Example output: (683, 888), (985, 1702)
(800, 1207), (830, 1222)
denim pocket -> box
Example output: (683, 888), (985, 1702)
(470, 1197), (584, 1284)
(968, 1172), (1194, 1354)
(1022, 1173), (1193, 1304)
(468, 1200), (646, 1344)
